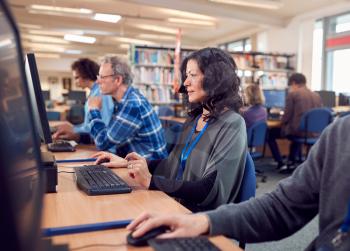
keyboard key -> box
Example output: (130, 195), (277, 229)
(148, 237), (221, 251)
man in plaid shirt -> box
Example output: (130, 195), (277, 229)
(88, 56), (167, 160)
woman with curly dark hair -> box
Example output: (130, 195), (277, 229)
(94, 48), (247, 211)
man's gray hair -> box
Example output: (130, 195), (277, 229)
(101, 56), (133, 85)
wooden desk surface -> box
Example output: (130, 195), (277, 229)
(43, 145), (241, 251)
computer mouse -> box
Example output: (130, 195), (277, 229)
(127, 225), (169, 247)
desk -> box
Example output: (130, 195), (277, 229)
(43, 145), (241, 251)
(332, 105), (350, 114)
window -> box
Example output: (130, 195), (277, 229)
(311, 20), (323, 90)
(219, 38), (251, 52)
(317, 12), (350, 93)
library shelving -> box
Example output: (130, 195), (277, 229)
(130, 45), (194, 105)
(230, 51), (295, 89)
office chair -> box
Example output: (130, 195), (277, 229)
(160, 119), (183, 153)
(67, 104), (85, 125)
(46, 111), (61, 121)
(291, 107), (333, 158)
(235, 152), (256, 249)
(247, 120), (268, 182)
(158, 105), (175, 117)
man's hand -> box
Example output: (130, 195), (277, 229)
(88, 96), (102, 110)
(52, 122), (79, 141)
(126, 212), (210, 239)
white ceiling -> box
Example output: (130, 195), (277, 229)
(8, 0), (348, 59)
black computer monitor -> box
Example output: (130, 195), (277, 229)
(25, 53), (53, 144)
(68, 90), (86, 104)
(316, 90), (336, 107)
(0, 1), (44, 251)
(263, 89), (287, 109)
(42, 90), (50, 101)
(338, 92), (350, 106)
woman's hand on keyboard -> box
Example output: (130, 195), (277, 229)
(125, 152), (151, 189)
(92, 151), (128, 168)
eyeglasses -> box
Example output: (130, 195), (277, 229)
(96, 74), (117, 80)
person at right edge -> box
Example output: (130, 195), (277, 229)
(268, 73), (322, 173)
(127, 116), (350, 251)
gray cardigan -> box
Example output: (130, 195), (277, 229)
(153, 110), (247, 211)
(206, 116), (350, 250)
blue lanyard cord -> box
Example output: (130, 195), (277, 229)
(340, 200), (350, 233)
(176, 116), (209, 180)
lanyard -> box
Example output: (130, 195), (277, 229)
(176, 116), (209, 180)
(340, 200), (350, 233)
(329, 200), (350, 249)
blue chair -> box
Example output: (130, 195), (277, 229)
(247, 120), (268, 182)
(158, 106), (174, 117)
(235, 152), (256, 249)
(160, 119), (183, 154)
(67, 104), (85, 125)
(46, 111), (60, 121)
(291, 107), (333, 157)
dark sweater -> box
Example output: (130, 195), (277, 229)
(206, 116), (350, 250)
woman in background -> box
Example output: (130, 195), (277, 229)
(241, 83), (267, 128)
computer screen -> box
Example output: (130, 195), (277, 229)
(68, 90), (86, 104)
(0, 1), (44, 251)
(263, 89), (287, 109)
(42, 90), (50, 101)
(25, 53), (53, 144)
(316, 90), (336, 107)
(339, 92), (350, 106)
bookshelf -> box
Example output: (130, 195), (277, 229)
(130, 45), (194, 105)
(230, 51), (295, 90)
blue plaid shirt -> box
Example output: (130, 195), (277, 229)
(88, 86), (168, 160)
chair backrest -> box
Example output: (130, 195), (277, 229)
(299, 107), (333, 134)
(236, 152), (256, 203)
(158, 106), (174, 117)
(161, 119), (183, 153)
(46, 111), (60, 121)
(67, 104), (85, 125)
(247, 120), (268, 148)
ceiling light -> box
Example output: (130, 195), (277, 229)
(93, 13), (121, 23)
(134, 24), (178, 34)
(64, 50), (82, 55)
(30, 4), (92, 14)
(35, 53), (61, 59)
(64, 34), (96, 44)
(208, 0), (283, 10)
(168, 18), (215, 26)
